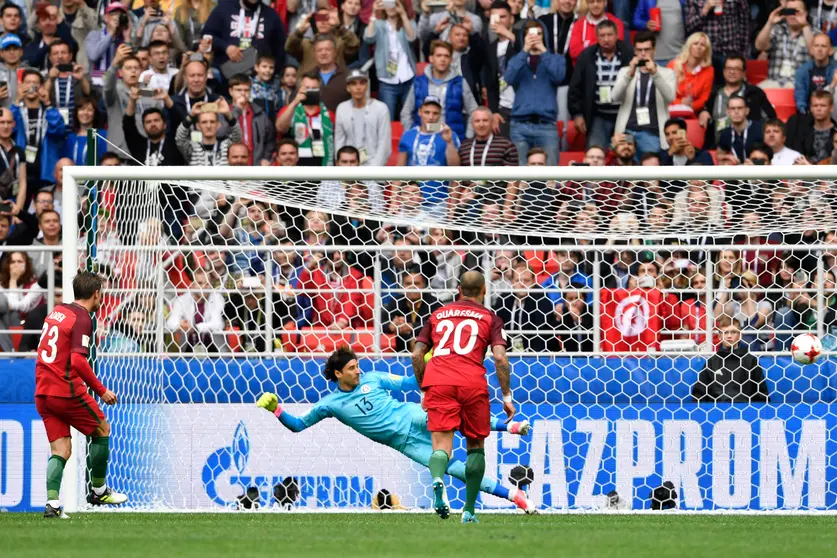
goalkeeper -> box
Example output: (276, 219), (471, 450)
(257, 346), (535, 513)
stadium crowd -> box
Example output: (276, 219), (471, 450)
(0, 0), (836, 354)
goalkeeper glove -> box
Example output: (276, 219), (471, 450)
(257, 392), (279, 413)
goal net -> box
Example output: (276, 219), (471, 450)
(62, 165), (837, 512)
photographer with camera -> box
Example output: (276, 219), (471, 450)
(276, 71), (335, 167)
(86, 3), (132, 87)
(612, 31), (675, 158)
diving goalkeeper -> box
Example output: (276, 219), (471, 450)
(256, 346), (535, 513)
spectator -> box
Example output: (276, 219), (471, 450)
(692, 316), (769, 402)
(309, 34), (352, 113)
(396, 95), (461, 218)
(45, 39), (91, 119)
(661, 117), (714, 165)
(218, 199), (283, 275)
(174, 0), (213, 50)
(61, 0), (98, 72)
(607, 132), (637, 165)
(102, 46), (140, 154)
(286, 6), (356, 75)
(23, 5), (76, 70)
(135, 46), (150, 71)
(298, 249), (366, 329)
(505, 20), (565, 165)
(612, 31), (676, 157)
(401, 40), (478, 142)
(482, 1), (519, 137)
(457, 107), (518, 206)
(335, 70), (392, 166)
(745, 141), (773, 165)
(426, 228), (473, 302)
(444, 23), (484, 107)
(1, 4), (26, 45)
(494, 264), (560, 352)
(272, 138), (301, 166)
(225, 277), (283, 352)
(569, 19), (634, 149)
(227, 142), (250, 166)
(558, 283), (593, 351)
(202, 0), (287, 69)
(0, 107), (25, 212)
(568, 0), (625, 64)
(787, 90), (837, 164)
(341, 0), (369, 69)
(31, 189), (53, 217)
(0, 250), (43, 351)
(28, 210), (61, 279)
(170, 58), (224, 136)
(61, 96), (107, 166)
(364, 0), (417, 121)
(538, 0), (577, 132)
(101, 309), (149, 353)
(165, 267), (226, 353)
(11, 70), (65, 191)
(176, 98), (242, 166)
(382, 266), (438, 352)
(0, 208), (38, 248)
(317, 145), (385, 211)
(130, 0), (173, 47)
(47, 158), (72, 216)
(419, 0), (482, 47)
(505, 146), (559, 227)
(0, 34), (23, 108)
(794, 33), (837, 113)
(540, 247), (592, 310)
(139, 39), (178, 92)
(251, 54), (286, 122)
(18, 274), (61, 353)
(671, 178), (726, 230)
(684, 0), (749, 82)
(763, 117), (803, 165)
(666, 31), (714, 115)
(229, 73), (276, 166)
(124, 95), (184, 167)
(276, 71), (336, 167)
(632, 0), (686, 65)
(698, 55), (776, 148)
(754, 0), (814, 88)
(87, 3), (132, 87)
(717, 94), (764, 163)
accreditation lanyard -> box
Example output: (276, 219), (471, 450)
(782, 33), (803, 62)
(732, 122), (749, 160)
(470, 134), (493, 167)
(238, 4), (261, 39)
(0, 145), (19, 181)
(55, 76), (72, 108)
(20, 104), (44, 147)
(635, 73), (653, 108)
(239, 108), (251, 146)
(205, 142), (219, 166)
(146, 137), (165, 166)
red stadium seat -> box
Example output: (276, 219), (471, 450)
(9, 325), (22, 351)
(746, 59), (769, 85)
(564, 120), (587, 151)
(416, 62), (428, 76)
(764, 89), (797, 121)
(299, 328), (353, 352)
(686, 118), (705, 149)
(352, 331), (396, 353)
(559, 151), (585, 166)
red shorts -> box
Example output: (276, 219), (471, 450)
(424, 385), (490, 440)
(35, 393), (104, 442)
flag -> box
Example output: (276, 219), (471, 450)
(600, 288), (666, 352)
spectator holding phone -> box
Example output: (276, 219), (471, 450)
(103, 46), (144, 154)
(276, 71), (336, 167)
(0, 34), (24, 109)
(365, 0), (417, 121)
(661, 117), (713, 165)
(287, 6), (357, 76)
(139, 40), (178, 92)
(482, 1), (519, 138)
(176, 97), (242, 166)
(418, 0), (482, 46)
(174, 0), (212, 51)
(86, 3), (132, 87)
(61, 96), (107, 166)
(23, 4), (76, 70)
(717, 94), (763, 163)
(754, 0), (814, 88)
(45, 39), (91, 120)
(0, 107), (25, 213)
(612, 31), (676, 157)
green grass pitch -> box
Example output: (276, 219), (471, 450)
(2, 513), (836, 557)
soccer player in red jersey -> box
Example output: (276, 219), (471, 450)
(35, 272), (127, 518)
(412, 271), (516, 523)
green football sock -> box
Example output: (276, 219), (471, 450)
(464, 448), (486, 515)
(87, 436), (110, 488)
(46, 455), (67, 501)
(429, 449), (450, 481)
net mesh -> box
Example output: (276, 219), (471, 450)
(68, 167), (837, 512)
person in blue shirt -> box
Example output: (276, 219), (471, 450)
(256, 346), (536, 514)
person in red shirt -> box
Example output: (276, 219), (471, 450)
(34, 271), (127, 518)
(412, 271), (514, 523)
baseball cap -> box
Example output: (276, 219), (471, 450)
(421, 95), (442, 108)
(105, 2), (128, 14)
(346, 69), (368, 83)
(0, 34), (22, 50)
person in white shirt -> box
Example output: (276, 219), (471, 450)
(317, 145), (384, 211)
(335, 69), (392, 166)
(762, 118), (802, 166)
(139, 40), (179, 92)
(165, 267), (226, 352)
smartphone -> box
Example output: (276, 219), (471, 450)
(677, 128), (687, 140)
(779, 8), (797, 16)
(57, 63), (74, 72)
(201, 102), (219, 113)
(0, 82), (7, 90)
(426, 122), (442, 133)
(314, 13), (329, 22)
(490, 13), (500, 25)
(753, 159), (767, 166)
(303, 88), (320, 106)
(189, 52), (205, 62)
(624, 133), (635, 144)
(140, 88), (156, 98)
(527, 27), (539, 36)
(573, 162), (590, 166)
(190, 40), (200, 51)
(383, 0), (396, 8)
(0, 201), (13, 213)
(153, 8), (164, 17)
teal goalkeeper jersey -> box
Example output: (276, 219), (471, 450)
(277, 373), (425, 452)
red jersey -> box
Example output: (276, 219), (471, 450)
(416, 300), (506, 389)
(35, 303), (94, 398)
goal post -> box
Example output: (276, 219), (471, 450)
(61, 165), (837, 512)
